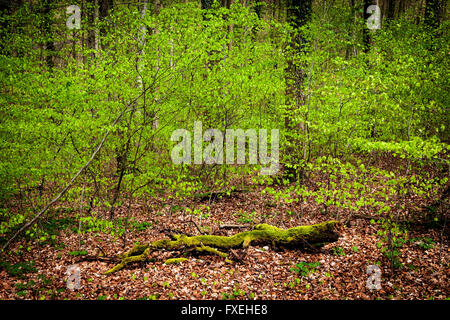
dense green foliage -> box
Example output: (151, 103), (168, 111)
(0, 1), (448, 281)
(0, 2), (288, 205)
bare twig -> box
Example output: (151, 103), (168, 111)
(218, 224), (251, 230)
(186, 217), (206, 235)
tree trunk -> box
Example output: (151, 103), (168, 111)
(43, 0), (54, 69)
(87, 0), (98, 59)
(283, 0), (312, 180)
(362, 0), (372, 53)
(425, 0), (445, 30)
(98, 0), (113, 51)
(104, 220), (339, 274)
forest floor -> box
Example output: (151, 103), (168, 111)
(0, 173), (449, 300)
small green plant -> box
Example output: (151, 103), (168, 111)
(332, 247), (346, 256)
(376, 218), (407, 271)
(68, 250), (88, 256)
(115, 218), (153, 233)
(138, 294), (159, 300)
(15, 289), (28, 297)
(221, 292), (233, 300)
(410, 237), (435, 250)
(134, 221), (153, 232)
(170, 205), (184, 214)
(0, 210), (67, 246)
(186, 207), (211, 219)
(0, 208), (25, 237)
(0, 260), (37, 278)
(406, 263), (418, 271)
(235, 210), (257, 224)
(37, 274), (52, 286)
(290, 261), (320, 277)
(80, 214), (117, 235)
(233, 288), (245, 297)
(15, 280), (36, 297)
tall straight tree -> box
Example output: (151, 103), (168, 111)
(98, 0), (113, 51)
(285, 0), (312, 105)
(201, 0), (214, 9)
(425, 0), (445, 30)
(42, 0), (54, 69)
(283, 0), (312, 179)
(362, 0), (372, 53)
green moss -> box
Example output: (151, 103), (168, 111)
(105, 221), (339, 274)
(105, 247), (151, 274)
(181, 220), (338, 249)
(163, 258), (188, 265)
(194, 245), (228, 258)
(119, 244), (149, 259)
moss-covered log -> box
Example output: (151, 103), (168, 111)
(104, 220), (339, 274)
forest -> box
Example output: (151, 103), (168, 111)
(0, 0), (448, 301)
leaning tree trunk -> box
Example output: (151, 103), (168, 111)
(104, 220), (339, 274)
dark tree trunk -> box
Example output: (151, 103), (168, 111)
(42, 0), (54, 69)
(201, 0), (214, 10)
(99, 0), (112, 21)
(362, 0), (372, 54)
(99, 0), (113, 46)
(288, 0), (312, 29)
(284, 0), (312, 112)
(254, 0), (262, 18)
(0, 0), (17, 54)
(385, 0), (396, 20)
(425, 0), (445, 29)
(283, 0), (312, 180)
(87, 0), (97, 58)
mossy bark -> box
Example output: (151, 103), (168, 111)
(104, 220), (339, 274)
(164, 258), (188, 265)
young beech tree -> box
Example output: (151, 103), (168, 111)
(0, 1), (290, 244)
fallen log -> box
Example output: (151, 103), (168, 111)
(104, 220), (339, 274)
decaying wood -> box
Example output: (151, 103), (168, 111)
(104, 220), (339, 274)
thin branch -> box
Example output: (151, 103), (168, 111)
(2, 103), (135, 252)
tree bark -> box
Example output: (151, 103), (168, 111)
(98, 0), (113, 51)
(42, 0), (54, 69)
(283, 0), (312, 180)
(362, 0), (372, 54)
(104, 220), (339, 274)
(425, 0), (445, 30)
